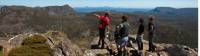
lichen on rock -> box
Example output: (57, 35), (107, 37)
(4, 31), (83, 56)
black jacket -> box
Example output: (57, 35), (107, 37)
(137, 23), (144, 35)
(148, 22), (155, 35)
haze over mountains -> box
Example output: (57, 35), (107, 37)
(74, 7), (151, 13)
(74, 6), (197, 14)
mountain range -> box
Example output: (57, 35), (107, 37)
(74, 7), (197, 14)
(0, 4), (198, 56)
(74, 7), (151, 13)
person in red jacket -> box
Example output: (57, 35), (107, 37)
(94, 12), (110, 49)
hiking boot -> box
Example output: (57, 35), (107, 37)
(138, 50), (143, 56)
(97, 45), (101, 48)
(101, 45), (105, 49)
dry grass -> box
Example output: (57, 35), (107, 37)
(8, 34), (53, 56)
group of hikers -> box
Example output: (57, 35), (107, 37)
(94, 12), (156, 56)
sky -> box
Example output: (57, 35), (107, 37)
(0, 0), (198, 8)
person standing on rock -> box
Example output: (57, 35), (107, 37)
(148, 15), (156, 52)
(94, 12), (110, 49)
(136, 17), (144, 51)
(117, 15), (130, 56)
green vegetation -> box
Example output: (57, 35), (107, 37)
(8, 35), (53, 56)
(22, 35), (47, 45)
(45, 31), (64, 41)
(0, 50), (2, 56)
(0, 5), (197, 48)
(0, 46), (2, 56)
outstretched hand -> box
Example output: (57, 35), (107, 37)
(94, 14), (100, 17)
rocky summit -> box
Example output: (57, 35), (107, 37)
(0, 31), (197, 56)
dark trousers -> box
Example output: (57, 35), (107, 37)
(117, 44), (128, 56)
(136, 35), (143, 50)
(98, 28), (105, 48)
(148, 34), (155, 51)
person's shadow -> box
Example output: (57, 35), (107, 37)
(91, 44), (101, 49)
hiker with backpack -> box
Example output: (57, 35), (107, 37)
(148, 15), (156, 52)
(136, 17), (144, 55)
(94, 13), (110, 49)
(116, 15), (130, 56)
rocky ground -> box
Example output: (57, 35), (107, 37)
(0, 31), (198, 56)
(87, 35), (198, 56)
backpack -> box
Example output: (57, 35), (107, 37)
(98, 16), (109, 29)
(119, 22), (129, 37)
(114, 25), (121, 40)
